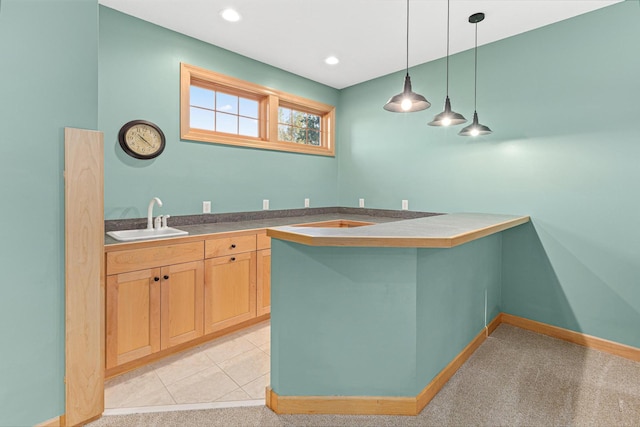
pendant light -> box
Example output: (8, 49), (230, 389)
(383, 0), (430, 113)
(429, 0), (466, 126)
(459, 12), (492, 136)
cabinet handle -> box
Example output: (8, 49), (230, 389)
(230, 244), (237, 249)
(154, 277), (160, 282)
(164, 275), (169, 280)
(230, 257), (236, 262)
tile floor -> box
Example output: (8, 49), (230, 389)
(104, 320), (270, 412)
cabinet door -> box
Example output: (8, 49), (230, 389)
(204, 252), (256, 334)
(256, 249), (271, 316)
(160, 261), (204, 350)
(106, 268), (161, 369)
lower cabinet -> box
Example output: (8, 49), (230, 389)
(204, 251), (257, 334)
(105, 230), (272, 372)
(160, 261), (204, 350)
(106, 260), (204, 370)
(256, 249), (271, 316)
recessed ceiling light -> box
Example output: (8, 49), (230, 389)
(220, 8), (241, 22)
(325, 56), (339, 65)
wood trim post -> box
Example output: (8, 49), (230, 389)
(64, 128), (104, 426)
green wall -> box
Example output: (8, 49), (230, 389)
(0, 1), (98, 425)
(337, 1), (640, 347)
(99, 6), (340, 220)
(270, 233), (502, 396)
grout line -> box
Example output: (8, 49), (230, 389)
(102, 399), (265, 416)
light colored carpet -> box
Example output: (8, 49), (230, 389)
(87, 324), (640, 426)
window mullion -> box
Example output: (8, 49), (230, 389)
(267, 95), (279, 144)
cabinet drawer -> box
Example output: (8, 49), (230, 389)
(106, 241), (204, 275)
(205, 234), (256, 258)
(256, 232), (271, 250)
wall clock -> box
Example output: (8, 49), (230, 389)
(118, 120), (166, 159)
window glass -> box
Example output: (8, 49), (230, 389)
(216, 92), (238, 114)
(239, 117), (259, 137)
(190, 86), (214, 109)
(190, 107), (214, 131)
(239, 98), (259, 119)
(216, 112), (238, 134)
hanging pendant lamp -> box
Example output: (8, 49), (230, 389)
(429, 0), (466, 126)
(459, 12), (492, 136)
(383, 0), (430, 113)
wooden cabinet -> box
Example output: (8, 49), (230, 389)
(105, 230), (272, 373)
(256, 231), (271, 316)
(256, 249), (271, 316)
(106, 242), (204, 370)
(160, 261), (204, 350)
(204, 241), (257, 334)
(106, 268), (161, 369)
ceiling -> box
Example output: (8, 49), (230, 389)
(98, 0), (622, 89)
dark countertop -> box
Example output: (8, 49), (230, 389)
(104, 207), (440, 248)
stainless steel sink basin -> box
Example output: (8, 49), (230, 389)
(107, 227), (188, 242)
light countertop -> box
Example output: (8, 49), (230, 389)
(267, 213), (530, 248)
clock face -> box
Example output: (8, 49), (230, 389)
(118, 120), (166, 159)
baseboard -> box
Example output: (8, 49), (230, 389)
(267, 313), (500, 416)
(500, 313), (640, 362)
(34, 415), (64, 427)
(267, 311), (640, 416)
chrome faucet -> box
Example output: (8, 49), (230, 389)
(147, 197), (163, 230)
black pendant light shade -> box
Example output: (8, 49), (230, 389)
(429, 0), (466, 126)
(384, 73), (431, 112)
(459, 12), (492, 136)
(384, 0), (430, 113)
(429, 96), (467, 126)
(459, 111), (492, 136)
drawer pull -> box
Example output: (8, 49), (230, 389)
(163, 275), (169, 280)
(230, 257), (236, 262)
(153, 277), (160, 282)
(230, 244), (237, 249)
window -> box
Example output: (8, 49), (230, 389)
(181, 63), (335, 156)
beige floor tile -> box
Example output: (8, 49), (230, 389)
(104, 366), (173, 408)
(218, 347), (270, 386)
(216, 387), (253, 402)
(259, 342), (270, 355)
(201, 335), (258, 365)
(166, 365), (239, 404)
(118, 385), (176, 408)
(243, 324), (270, 347)
(151, 347), (216, 386)
(241, 373), (270, 399)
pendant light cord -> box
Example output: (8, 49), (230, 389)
(406, 0), (410, 76)
(445, 0), (450, 96)
(474, 21), (478, 111)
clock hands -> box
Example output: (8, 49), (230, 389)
(137, 134), (153, 147)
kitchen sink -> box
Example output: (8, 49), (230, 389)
(107, 227), (188, 242)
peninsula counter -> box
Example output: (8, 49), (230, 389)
(266, 213), (529, 415)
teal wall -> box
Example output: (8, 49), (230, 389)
(99, 6), (340, 220)
(270, 234), (502, 396)
(271, 240), (419, 396)
(416, 234), (501, 389)
(0, 1), (98, 425)
(337, 2), (640, 348)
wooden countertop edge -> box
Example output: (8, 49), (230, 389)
(267, 215), (531, 248)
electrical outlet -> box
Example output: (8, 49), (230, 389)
(263, 199), (269, 210)
(402, 200), (409, 210)
(203, 201), (211, 214)
(359, 198), (365, 208)
(304, 198), (310, 208)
